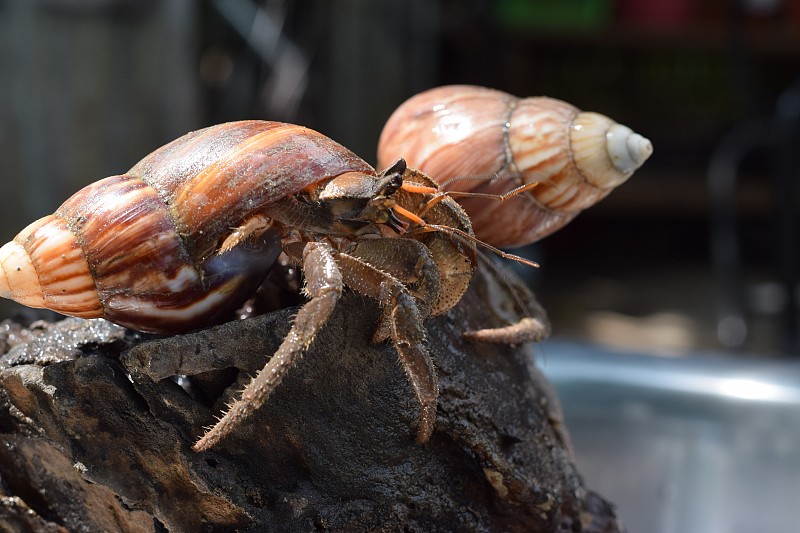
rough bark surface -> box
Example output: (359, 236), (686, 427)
(0, 263), (623, 532)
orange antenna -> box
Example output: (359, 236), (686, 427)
(444, 181), (539, 202)
(407, 222), (539, 269)
(393, 176), (540, 269)
(406, 181), (539, 220)
(438, 171), (523, 190)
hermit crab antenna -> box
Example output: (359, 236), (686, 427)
(403, 221), (539, 269)
(442, 181), (539, 203)
(427, 224), (540, 269)
(438, 170), (522, 189)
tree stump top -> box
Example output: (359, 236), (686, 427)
(0, 263), (623, 532)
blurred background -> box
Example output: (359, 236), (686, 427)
(1, 1), (799, 531)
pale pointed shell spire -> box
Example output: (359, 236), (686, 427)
(0, 240), (46, 308)
(24, 216), (105, 317)
(607, 123), (653, 175)
(571, 112), (653, 189)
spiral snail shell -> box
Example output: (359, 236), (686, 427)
(377, 85), (653, 247)
(0, 121), (373, 333)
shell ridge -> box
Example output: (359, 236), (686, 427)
(566, 114), (607, 193)
(502, 97), (521, 180)
(504, 176), (567, 217)
(52, 211), (107, 318)
(22, 216), (104, 317)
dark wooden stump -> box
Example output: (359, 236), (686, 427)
(0, 263), (623, 532)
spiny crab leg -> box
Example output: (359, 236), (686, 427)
(193, 241), (342, 452)
(350, 238), (441, 343)
(194, 239), (440, 450)
(334, 251), (438, 444)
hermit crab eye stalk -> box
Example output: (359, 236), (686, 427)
(382, 158), (407, 178)
(377, 158), (407, 197)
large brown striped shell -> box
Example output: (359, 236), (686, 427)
(377, 85), (653, 248)
(0, 121), (375, 333)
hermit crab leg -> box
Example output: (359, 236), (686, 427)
(193, 241), (342, 452)
(350, 238), (442, 342)
(464, 317), (549, 345)
(334, 251), (438, 443)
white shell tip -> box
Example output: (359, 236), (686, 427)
(0, 256), (9, 300)
(607, 124), (653, 175)
(0, 240), (45, 307)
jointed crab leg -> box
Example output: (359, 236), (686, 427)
(334, 250), (438, 444)
(193, 242), (342, 452)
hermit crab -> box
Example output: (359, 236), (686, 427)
(378, 85), (653, 247)
(0, 121), (537, 451)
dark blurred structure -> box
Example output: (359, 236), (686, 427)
(709, 77), (800, 354)
(0, 0), (800, 353)
(2, 0), (800, 356)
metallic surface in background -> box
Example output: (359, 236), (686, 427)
(708, 77), (800, 353)
(539, 338), (800, 533)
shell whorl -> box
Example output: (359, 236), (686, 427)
(377, 85), (653, 247)
(569, 112), (653, 189)
(0, 216), (102, 316)
(606, 123), (653, 176)
(0, 240), (47, 309)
